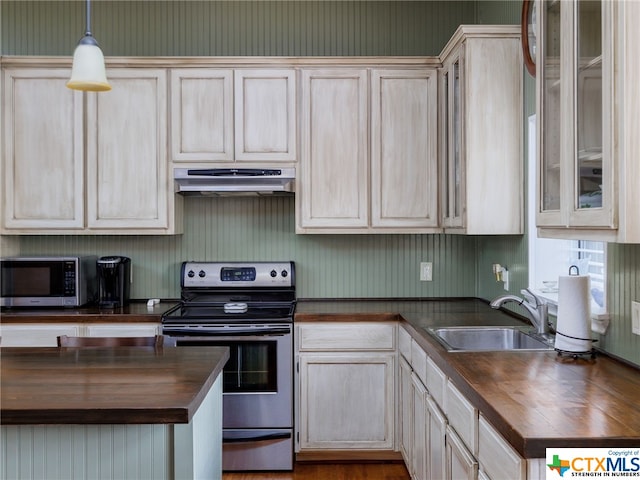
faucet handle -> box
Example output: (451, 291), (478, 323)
(521, 288), (544, 307)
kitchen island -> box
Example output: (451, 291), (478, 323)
(1, 345), (229, 480)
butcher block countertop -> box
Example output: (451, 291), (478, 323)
(296, 298), (640, 459)
(0, 345), (229, 425)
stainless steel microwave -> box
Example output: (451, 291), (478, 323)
(0, 256), (97, 307)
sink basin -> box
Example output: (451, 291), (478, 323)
(425, 326), (554, 352)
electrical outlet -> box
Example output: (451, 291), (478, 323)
(632, 301), (640, 335)
(420, 262), (432, 282)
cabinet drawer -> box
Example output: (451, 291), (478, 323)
(297, 323), (395, 351)
(478, 415), (525, 480)
(410, 340), (427, 385)
(0, 324), (82, 347)
(398, 326), (412, 362)
(427, 356), (447, 408)
(445, 380), (478, 456)
(85, 323), (160, 337)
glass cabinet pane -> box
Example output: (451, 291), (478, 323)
(576, 0), (602, 210)
(541, 0), (561, 212)
(443, 70), (451, 219)
(452, 61), (461, 219)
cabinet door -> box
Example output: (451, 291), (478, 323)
(537, 0), (563, 227)
(2, 69), (84, 231)
(440, 27), (523, 235)
(299, 353), (395, 450)
(86, 69), (172, 232)
(427, 396), (447, 480)
(440, 48), (465, 229)
(0, 324), (82, 347)
(411, 373), (427, 480)
(399, 356), (414, 467)
(478, 415), (525, 480)
(370, 69), (438, 229)
(446, 426), (478, 480)
(170, 69), (234, 163)
(298, 69), (368, 230)
(235, 69), (296, 162)
(537, 0), (614, 231)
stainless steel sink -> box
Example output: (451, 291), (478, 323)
(425, 326), (554, 352)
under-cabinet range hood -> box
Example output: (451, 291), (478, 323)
(174, 167), (295, 196)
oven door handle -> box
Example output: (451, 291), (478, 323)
(162, 327), (291, 337)
(222, 432), (292, 444)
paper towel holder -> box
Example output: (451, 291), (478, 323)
(555, 265), (597, 360)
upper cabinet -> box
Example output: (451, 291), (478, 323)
(2, 69), (84, 231)
(439, 26), (524, 234)
(536, 0), (640, 242)
(296, 65), (439, 234)
(170, 68), (296, 165)
(2, 65), (182, 235)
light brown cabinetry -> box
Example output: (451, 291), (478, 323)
(536, 0), (640, 242)
(87, 69), (177, 232)
(0, 322), (160, 347)
(2, 69), (84, 231)
(295, 323), (396, 454)
(2, 65), (181, 234)
(170, 68), (296, 165)
(398, 325), (536, 480)
(297, 65), (439, 233)
(439, 26), (523, 234)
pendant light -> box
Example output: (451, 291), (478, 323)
(67, 0), (111, 92)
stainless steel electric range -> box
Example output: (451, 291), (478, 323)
(162, 261), (295, 472)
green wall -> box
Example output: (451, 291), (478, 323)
(2, 1), (639, 366)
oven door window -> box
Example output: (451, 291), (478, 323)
(225, 340), (277, 393)
(181, 339), (278, 393)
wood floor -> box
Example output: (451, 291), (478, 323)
(222, 462), (410, 480)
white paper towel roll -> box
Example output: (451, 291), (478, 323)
(555, 273), (592, 353)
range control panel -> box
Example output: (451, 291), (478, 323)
(181, 261), (294, 288)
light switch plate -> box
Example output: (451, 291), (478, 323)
(632, 301), (640, 335)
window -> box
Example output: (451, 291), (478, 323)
(528, 115), (607, 314)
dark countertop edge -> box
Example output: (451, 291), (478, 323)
(0, 300), (180, 323)
(0, 347), (230, 426)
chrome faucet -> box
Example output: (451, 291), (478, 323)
(490, 288), (550, 335)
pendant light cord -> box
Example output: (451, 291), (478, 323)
(85, 0), (92, 37)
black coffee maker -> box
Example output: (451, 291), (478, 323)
(97, 256), (131, 307)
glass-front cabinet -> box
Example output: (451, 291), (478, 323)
(439, 26), (523, 235)
(536, 0), (638, 240)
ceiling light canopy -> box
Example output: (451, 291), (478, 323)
(67, 0), (111, 92)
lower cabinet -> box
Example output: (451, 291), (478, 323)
(84, 323), (160, 337)
(446, 426), (478, 480)
(412, 372), (428, 480)
(399, 356), (414, 465)
(427, 396), (447, 480)
(478, 414), (525, 480)
(398, 325), (537, 480)
(0, 322), (160, 346)
(0, 323), (82, 346)
(295, 322), (396, 455)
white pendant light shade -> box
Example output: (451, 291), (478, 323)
(67, 35), (111, 92)
(67, 0), (110, 92)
